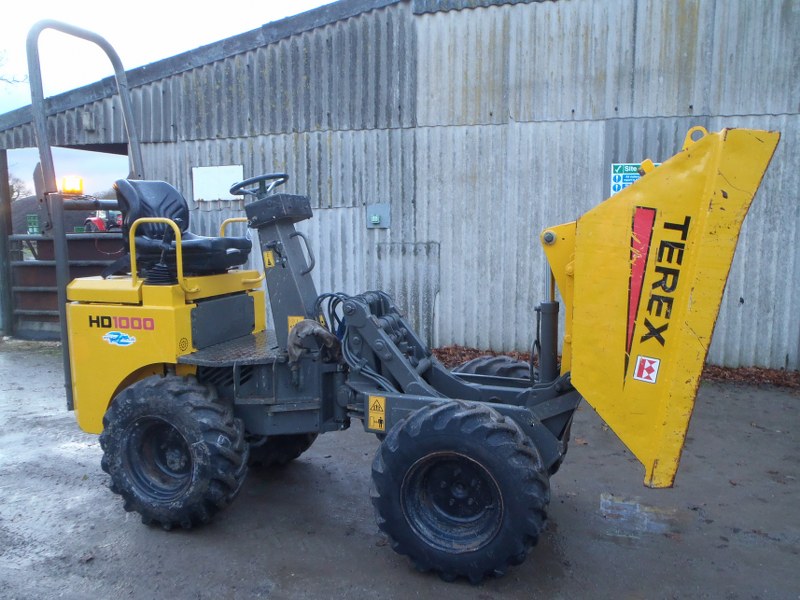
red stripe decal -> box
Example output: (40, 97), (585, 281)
(627, 207), (657, 356)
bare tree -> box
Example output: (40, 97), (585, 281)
(0, 51), (26, 85)
(1, 54), (30, 200)
(9, 174), (32, 201)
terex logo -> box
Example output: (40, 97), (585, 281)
(625, 209), (691, 382)
(89, 315), (155, 331)
(626, 211), (691, 354)
(640, 215), (691, 347)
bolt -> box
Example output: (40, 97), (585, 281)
(343, 303), (355, 316)
(542, 230), (557, 245)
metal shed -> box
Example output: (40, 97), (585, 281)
(0, 0), (798, 368)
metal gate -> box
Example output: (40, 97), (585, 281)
(6, 233), (124, 339)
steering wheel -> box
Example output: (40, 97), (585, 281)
(229, 173), (289, 197)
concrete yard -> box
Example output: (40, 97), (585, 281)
(0, 339), (797, 599)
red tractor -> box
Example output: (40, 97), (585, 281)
(84, 209), (122, 233)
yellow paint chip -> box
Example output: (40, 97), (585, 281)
(287, 316), (304, 332)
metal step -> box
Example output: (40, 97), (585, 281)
(178, 330), (280, 367)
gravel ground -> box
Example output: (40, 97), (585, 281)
(0, 339), (798, 599)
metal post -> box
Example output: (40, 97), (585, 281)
(0, 150), (13, 336)
(538, 301), (560, 384)
(254, 220), (319, 350)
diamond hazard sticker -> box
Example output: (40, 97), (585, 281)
(633, 356), (660, 384)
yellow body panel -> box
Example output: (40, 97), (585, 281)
(183, 270), (265, 302)
(66, 272), (266, 434)
(66, 297), (193, 433)
(68, 276), (142, 304)
(66, 270), (263, 305)
(542, 128), (780, 488)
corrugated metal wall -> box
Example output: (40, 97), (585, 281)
(129, 3), (430, 339)
(137, 5), (415, 142)
(412, 0), (799, 368)
(1, 0), (797, 367)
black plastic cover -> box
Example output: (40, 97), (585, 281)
(245, 194), (313, 227)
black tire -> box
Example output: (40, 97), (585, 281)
(453, 355), (531, 379)
(99, 375), (248, 529)
(84, 221), (98, 233)
(371, 401), (549, 583)
(248, 433), (317, 468)
(453, 356), (568, 474)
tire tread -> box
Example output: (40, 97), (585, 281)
(371, 400), (550, 583)
(99, 374), (248, 530)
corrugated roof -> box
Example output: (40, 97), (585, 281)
(413, 0), (552, 15)
(0, 0), (403, 135)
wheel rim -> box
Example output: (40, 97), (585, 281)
(125, 417), (193, 501)
(401, 451), (503, 554)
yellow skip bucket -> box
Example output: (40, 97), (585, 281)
(542, 127), (780, 488)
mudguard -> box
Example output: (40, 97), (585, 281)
(542, 127), (780, 488)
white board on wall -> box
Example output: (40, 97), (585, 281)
(191, 165), (244, 201)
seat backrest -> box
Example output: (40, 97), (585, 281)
(114, 179), (190, 242)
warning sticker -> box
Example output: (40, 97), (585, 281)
(368, 395), (386, 431)
(263, 250), (276, 269)
(287, 316), (304, 332)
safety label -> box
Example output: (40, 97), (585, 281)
(368, 395), (386, 431)
(610, 163), (660, 196)
(263, 250), (276, 269)
(610, 163), (643, 195)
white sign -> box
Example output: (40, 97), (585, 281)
(192, 165), (244, 202)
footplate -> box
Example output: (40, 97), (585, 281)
(178, 330), (280, 366)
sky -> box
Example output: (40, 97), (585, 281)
(0, 0), (333, 194)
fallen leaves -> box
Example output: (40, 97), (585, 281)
(702, 364), (800, 389)
(432, 345), (800, 389)
(433, 345), (532, 368)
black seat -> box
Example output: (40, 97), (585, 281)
(113, 179), (251, 276)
